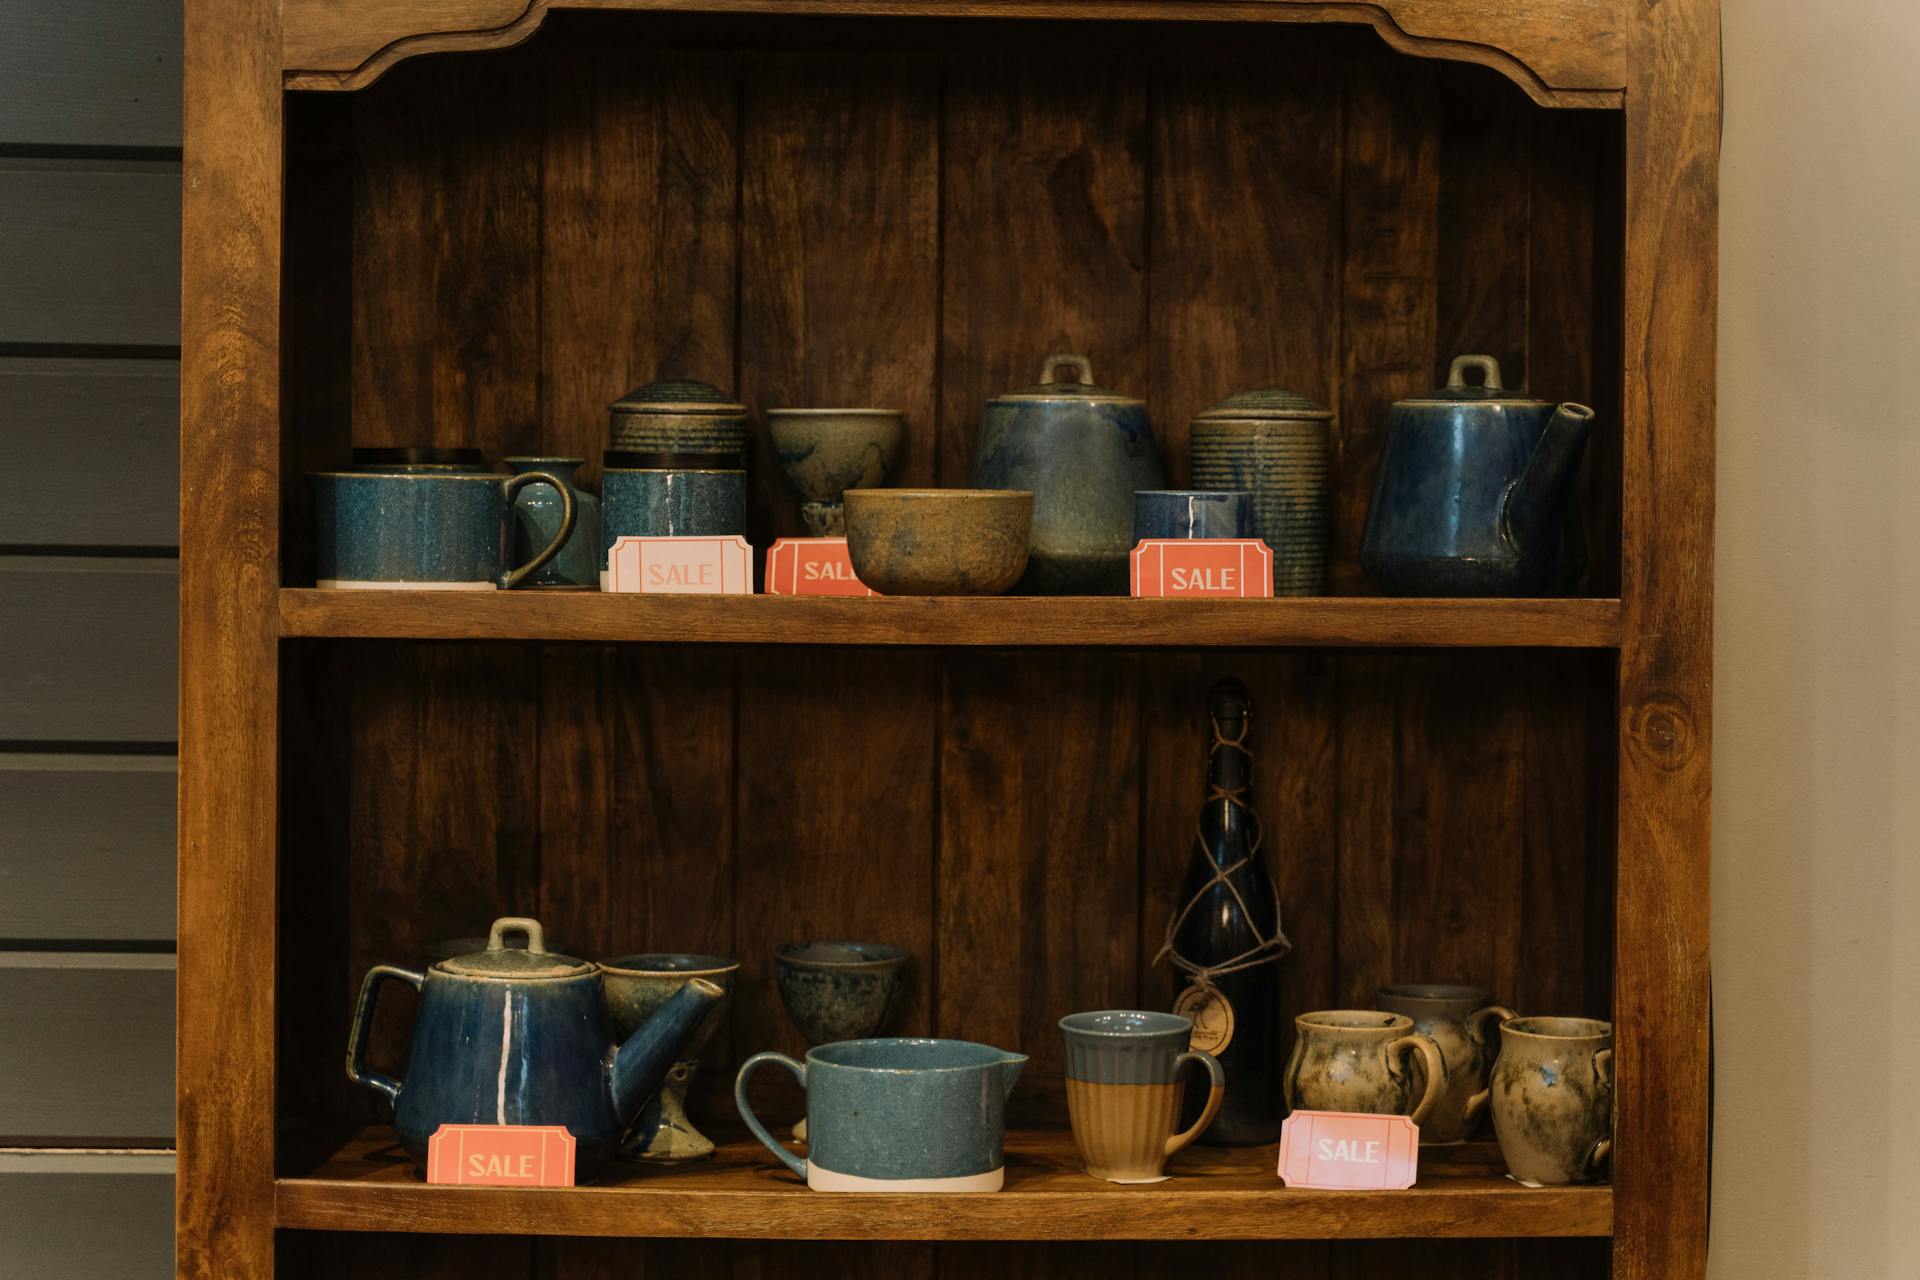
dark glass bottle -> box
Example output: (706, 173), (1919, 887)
(1165, 678), (1287, 1146)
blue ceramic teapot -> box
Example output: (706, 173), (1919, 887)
(346, 917), (723, 1181)
(1359, 355), (1594, 596)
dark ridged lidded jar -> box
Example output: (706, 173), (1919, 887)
(1189, 388), (1332, 596)
(608, 378), (750, 457)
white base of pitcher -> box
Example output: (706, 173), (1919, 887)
(806, 1164), (1004, 1193)
(317, 579), (496, 591)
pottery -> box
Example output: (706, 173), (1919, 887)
(600, 953), (740, 1161)
(774, 941), (912, 1046)
(1375, 983), (1517, 1144)
(608, 378), (750, 457)
(736, 1038), (1026, 1192)
(1190, 388), (1333, 595)
(599, 451), (747, 574)
(843, 488), (1032, 596)
(1133, 490), (1253, 542)
(1283, 1010), (1447, 1127)
(309, 467), (575, 590)
(767, 408), (905, 536)
(969, 355), (1165, 594)
(1360, 355), (1595, 596)
(505, 457), (601, 589)
(1489, 1016), (1613, 1186)
(1059, 1010), (1225, 1184)
(345, 917), (723, 1181)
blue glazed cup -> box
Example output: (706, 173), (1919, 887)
(736, 1038), (1026, 1192)
(1133, 490), (1253, 542)
(310, 469), (575, 590)
(600, 451), (747, 576)
(1058, 1010), (1225, 1183)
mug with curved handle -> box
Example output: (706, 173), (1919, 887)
(1462, 1003), (1520, 1128)
(1383, 1032), (1448, 1127)
(735, 1050), (809, 1180)
(1163, 1049), (1226, 1157)
(345, 963), (425, 1105)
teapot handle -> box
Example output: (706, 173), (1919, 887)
(1039, 354), (1094, 387)
(1446, 354), (1504, 391)
(345, 963), (424, 1106)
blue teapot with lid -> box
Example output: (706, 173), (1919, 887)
(1359, 355), (1594, 596)
(346, 917), (723, 1181)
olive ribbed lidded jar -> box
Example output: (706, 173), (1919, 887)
(1189, 387), (1332, 596)
(608, 378), (750, 457)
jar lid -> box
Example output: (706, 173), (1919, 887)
(1193, 387), (1333, 421)
(1396, 355), (1550, 408)
(604, 450), (747, 471)
(994, 354), (1143, 406)
(435, 918), (593, 980)
(609, 378), (747, 416)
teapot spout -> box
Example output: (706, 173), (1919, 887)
(1504, 402), (1595, 555)
(610, 977), (725, 1126)
(1000, 1053), (1028, 1101)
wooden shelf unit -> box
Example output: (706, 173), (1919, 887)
(276, 1128), (1611, 1240)
(180, 0), (1717, 1276)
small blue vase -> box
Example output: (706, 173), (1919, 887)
(506, 457), (600, 589)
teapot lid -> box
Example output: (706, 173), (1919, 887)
(995, 354), (1143, 406)
(1193, 387), (1333, 421)
(436, 918), (593, 980)
(1399, 355), (1551, 408)
(609, 378), (747, 416)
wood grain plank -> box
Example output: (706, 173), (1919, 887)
(0, 359), (180, 547)
(938, 51), (1148, 484)
(0, 557), (177, 742)
(0, 0), (183, 149)
(0, 954), (174, 1143)
(0, 160), (181, 349)
(0, 1153), (174, 1279)
(0, 754), (176, 942)
(279, 1231), (535, 1280)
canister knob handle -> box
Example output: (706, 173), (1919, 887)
(1039, 354), (1094, 386)
(1446, 354), (1504, 391)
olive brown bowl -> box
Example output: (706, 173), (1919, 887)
(842, 488), (1033, 596)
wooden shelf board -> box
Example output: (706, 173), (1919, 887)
(274, 1127), (1610, 1240)
(276, 590), (1622, 648)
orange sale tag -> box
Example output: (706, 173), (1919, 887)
(1277, 1111), (1420, 1190)
(765, 538), (878, 596)
(604, 535), (753, 594)
(1130, 539), (1274, 598)
(425, 1124), (577, 1187)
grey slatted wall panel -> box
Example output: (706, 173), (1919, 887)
(0, 557), (178, 742)
(0, 1153), (174, 1279)
(0, 755), (175, 941)
(0, 0), (182, 150)
(0, 359), (180, 546)
(0, 159), (181, 348)
(0, 954), (174, 1143)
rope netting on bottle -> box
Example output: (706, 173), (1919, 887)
(1155, 715), (1290, 990)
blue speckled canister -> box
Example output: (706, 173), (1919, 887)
(736, 1038), (1026, 1192)
(1133, 490), (1253, 542)
(310, 469), (575, 590)
(600, 451), (746, 578)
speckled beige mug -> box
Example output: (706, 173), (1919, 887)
(1283, 1010), (1446, 1127)
(1489, 1016), (1613, 1186)
(1376, 983), (1518, 1144)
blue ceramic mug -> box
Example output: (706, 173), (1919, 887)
(1133, 490), (1253, 541)
(600, 451), (747, 578)
(310, 469), (575, 590)
(736, 1038), (1026, 1192)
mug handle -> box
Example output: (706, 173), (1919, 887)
(735, 1051), (808, 1180)
(1384, 1032), (1447, 1128)
(345, 964), (424, 1106)
(1462, 1004), (1519, 1127)
(498, 471), (576, 590)
(1585, 1047), (1615, 1175)
(1163, 1049), (1226, 1159)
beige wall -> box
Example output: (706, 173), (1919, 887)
(1712, 1), (1920, 1275)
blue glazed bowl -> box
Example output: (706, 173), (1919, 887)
(1133, 490), (1253, 541)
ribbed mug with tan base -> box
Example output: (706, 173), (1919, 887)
(1059, 1010), (1226, 1184)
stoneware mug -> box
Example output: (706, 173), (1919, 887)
(1132, 490), (1254, 542)
(735, 1037), (1025, 1192)
(310, 468), (575, 590)
(1059, 1010), (1225, 1184)
(1489, 1016), (1613, 1186)
(1283, 1010), (1448, 1127)
(1375, 983), (1518, 1144)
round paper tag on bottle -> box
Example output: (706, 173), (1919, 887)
(1174, 985), (1235, 1054)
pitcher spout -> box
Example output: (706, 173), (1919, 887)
(1503, 402), (1595, 555)
(609, 977), (725, 1126)
(1000, 1053), (1028, 1100)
